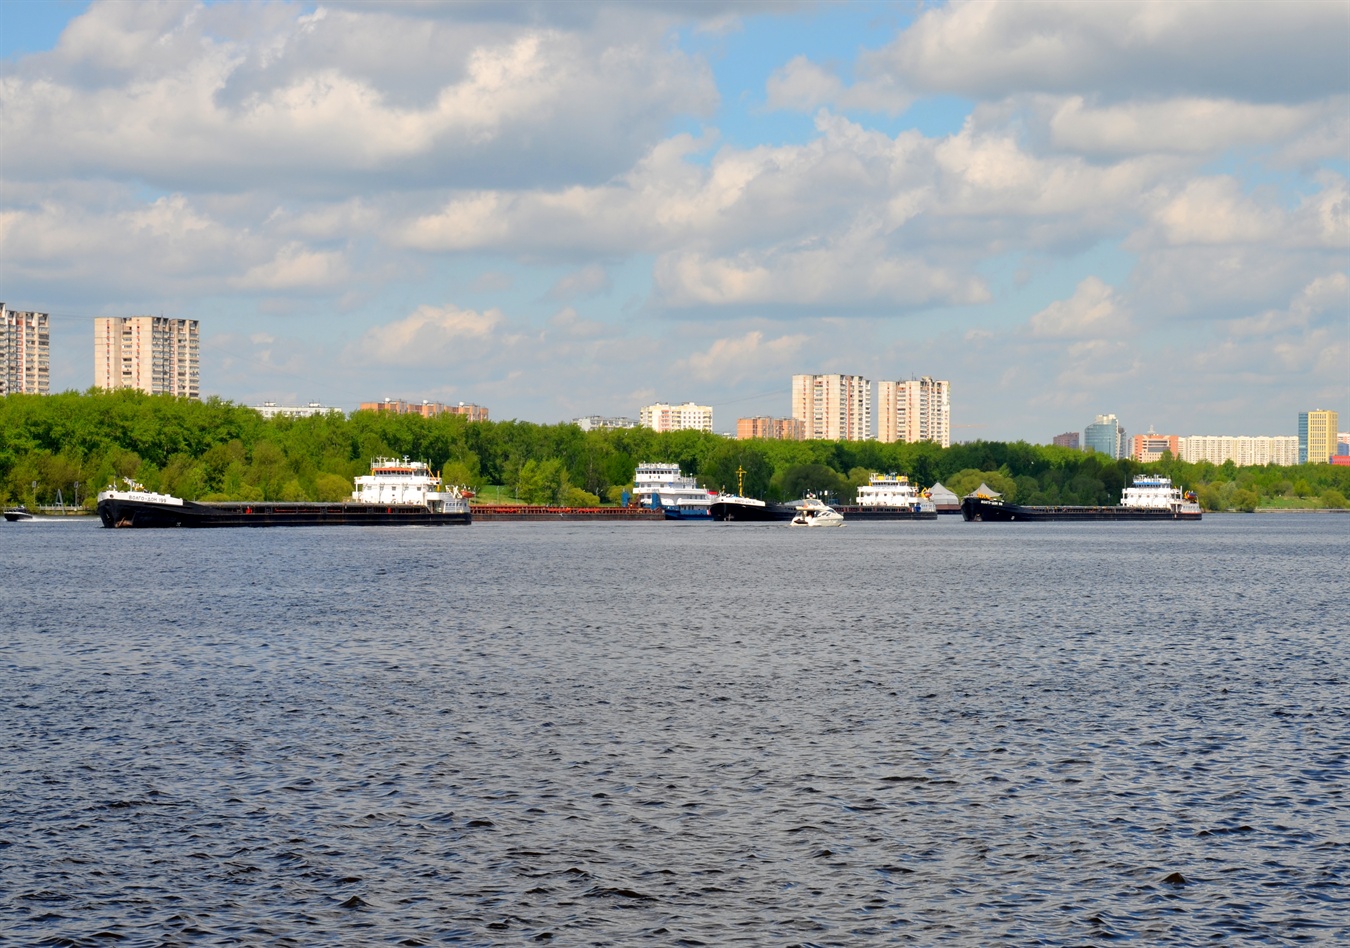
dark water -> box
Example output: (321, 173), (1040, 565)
(2, 515), (1346, 946)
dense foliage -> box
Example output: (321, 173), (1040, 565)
(2, 390), (1347, 511)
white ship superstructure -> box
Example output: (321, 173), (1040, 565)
(1119, 475), (1200, 514)
(855, 474), (937, 513)
(633, 462), (715, 514)
(352, 457), (469, 514)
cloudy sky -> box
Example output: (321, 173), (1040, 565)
(2, 0), (1346, 441)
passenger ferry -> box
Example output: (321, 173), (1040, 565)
(632, 462), (716, 520)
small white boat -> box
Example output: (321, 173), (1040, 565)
(790, 496), (845, 527)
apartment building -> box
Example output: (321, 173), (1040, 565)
(1298, 409), (1340, 464)
(639, 401), (713, 433)
(94, 316), (200, 399)
(1052, 431), (1080, 449)
(358, 399), (489, 421)
(254, 401), (336, 419)
(1131, 431), (1180, 463)
(736, 416), (805, 440)
(1178, 436), (1299, 467)
(877, 377), (950, 447)
(573, 415), (639, 432)
(1, 304), (50, 396)
(791, 374), (871, 441)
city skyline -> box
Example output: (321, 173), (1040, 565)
(1, 2), (1346, 440)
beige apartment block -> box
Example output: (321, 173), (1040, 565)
(1, 304), (50, 396)
(736, 416), (805, 440)
(94, 316), (200, 399)
(877, 377), (950, 447)
(1131, 431), (1180, 463)
(792, 374), (871, 441)
(639, 401), (713, 433)
(1179, 436), (1299, 467)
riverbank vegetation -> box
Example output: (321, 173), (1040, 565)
(2, 391), (1347, 511)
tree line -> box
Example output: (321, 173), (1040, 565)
(2, 390), (1347, 511)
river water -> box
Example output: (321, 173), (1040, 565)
(2, 515), (1346, 946)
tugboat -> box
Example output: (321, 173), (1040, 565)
(961, 475), (1202, 522)
(97, 457), (472, 528)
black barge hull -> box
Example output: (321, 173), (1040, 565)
(709, 500), (797, 522)
(961, 497), (1200, 522)
(830, 506), (938, 521)
(98, 498), (471, 528)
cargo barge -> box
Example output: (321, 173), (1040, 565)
(961, 475), (1202, 522)
(471, 505), (663, 522)
(830, 473), (938, 521)
(97, 458), (471, 528)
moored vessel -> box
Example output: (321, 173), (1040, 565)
(632, 462), (716, 520)
(830, 474), (938, 520)
(97, 457), (471, 528)
(961, 475), (1202, 522)
(709, 494), (798, 522)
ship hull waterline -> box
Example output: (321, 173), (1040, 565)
(961, 497), (1201, 522)
(98, 497), (471, 528)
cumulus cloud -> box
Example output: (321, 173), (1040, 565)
(865, 0), (1349, 103)
(675, 330), (809, 383)
(546, 265), (612, 301)
(356, 303), (506, 365)
(1028, 277), (1130, 338)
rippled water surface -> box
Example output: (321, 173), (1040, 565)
(2, 515), (1347, 946)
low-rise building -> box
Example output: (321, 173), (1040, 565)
(736, 416), (805, 440)
(254, 401), (337, 419)
(639, 401), (713, 433)
(1052, 431), (1080, 449)
(359, 398), (489, 421)
(573, 415), (639, 432)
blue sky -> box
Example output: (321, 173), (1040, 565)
(2, 0), (1346, 441)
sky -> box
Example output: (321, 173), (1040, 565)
(1, 0), (1347, 442)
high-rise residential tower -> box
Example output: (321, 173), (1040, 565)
(1083, 413), (1126, 459)
(94, 317), (200, 399)
(877, 377), (950, 447)
(1, 304), (50, 396)
(791, 374), (871, 441)
(1298, 409), (1339, 464)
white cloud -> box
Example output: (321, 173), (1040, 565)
(546, 265), (612, 301)
(356, 303), (506, 365)
(675, 330), (809, 383)
(1028, 277), (1130, 338)
(1048, 96), (1326, 156)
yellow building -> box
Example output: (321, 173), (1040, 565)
(1299, 409), (1339, 463)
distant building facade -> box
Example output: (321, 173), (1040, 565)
(1131, 430), (1180, 463)
(254, 401), (337, 419)
(1298, 409), (1340, 464)
(1, 304), (50, 396)
(737, 416), (806, 440)
(1052, 431), (1080, 449)
(877, 377), (950, 447)
(1178, 436), (1299, 467)
(639, 401), (713, 433)
(1083, 413), (1126, 459)
(94, 316), (199, 399)
(792, 374), (871, 441)
(358, 398), (488, 421)
(573, 415), (639, 432)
